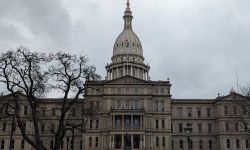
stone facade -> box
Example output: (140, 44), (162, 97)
(0, 1), (250, 150)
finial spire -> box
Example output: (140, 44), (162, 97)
(127, 0), (130, 7)
(123, 0), (133, 30)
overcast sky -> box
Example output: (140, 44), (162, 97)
(0, 0), (249, 98)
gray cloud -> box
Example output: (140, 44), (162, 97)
(0, 0), (249, 98)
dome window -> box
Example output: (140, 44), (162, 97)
(133, 57), (135, 61)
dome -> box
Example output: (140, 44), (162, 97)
(111, 0), (144, 61)
(112, 29), (143, 59)
(106, 0), (150, 81)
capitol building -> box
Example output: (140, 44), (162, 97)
(0, 1), (249, 150)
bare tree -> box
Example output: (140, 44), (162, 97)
(0, 48), (100, 150)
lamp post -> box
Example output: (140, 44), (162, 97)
(65, 125), (72, 150)
(184, 122), (192, 150)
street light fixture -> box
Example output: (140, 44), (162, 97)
(184, 122), (192, 150)
(65, 125), (72, 150)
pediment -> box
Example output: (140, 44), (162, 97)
(219, 93), (248, 101)
(106, 75), (148, 85)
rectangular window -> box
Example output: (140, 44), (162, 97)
(90, 120), (92, 129)
(24, 106), (28, 115)
(162, 137), (166, 147)
(10, 140), (14, 149)
(115, 116), (122, 129)
(134, 101), (139, 109)
(207, 108), (211, 117)
(155, 101), (159, 111)
(115, 135), (122, 149)
(156, 137), (159, 147)
(117, 101), (121, 109)
(233, 107), (237, 115)
(89, 137), (92, 147)
(179, 123), (183, 133)
(52, 109), (56, 117)
(177, 107), (182, 117)
(133, 116), (140, 129)
(180, 140), (183, 149)
(162, 120), (165, 129)
(41, 124), (45, 133)
(156, 120), (159, 129)
(50, 140), (54, 149)
(61, 141), (64, 149)
(209, 140), (212, 149)
(244, 123), (248, 132)
(236, 139), (240, 148)
(243, 106), (247, 115)
(96, 120), (99, 129)
(224, 106), (228, 115)
(80, 140), (82, 149)
(51, 124), (55, 134)
(21, 140), (25, 149)
(42, 109), (46, 117)
(187, 108), (192, 117)
(161, 101), (164, 111)
(1, 140), (4, 149)
(225, 123), (229, 131)
(208, 123), (212, 133)
(190, 140), (193, 149)
(197, 108), (201, 117)
(172, 140), (174, 149)
(199, 140), (203, 149)
(124, 116), (131, 129)
(2, 123), (6, 132)
(95, 137), (98, 147)
(246, 139), (249, 148)
(235, 123), (239, 131)
(198, 123), (202, 133)
(227, 139), (230, 148)
(126, 101), (129, 109)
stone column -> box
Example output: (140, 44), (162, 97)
(122, 115), (124, 129)
(147, 71), (149, 80)
(131, 134), (134, 149)
(131, 65), (133, 76)
(132, 115), (134, 129)
(140, 115), (143, 129)
(123, 65), (125, 76)
(112, 115), (115, 129)
(137, 67), (140, 78)
(122, 134), (124, 149)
